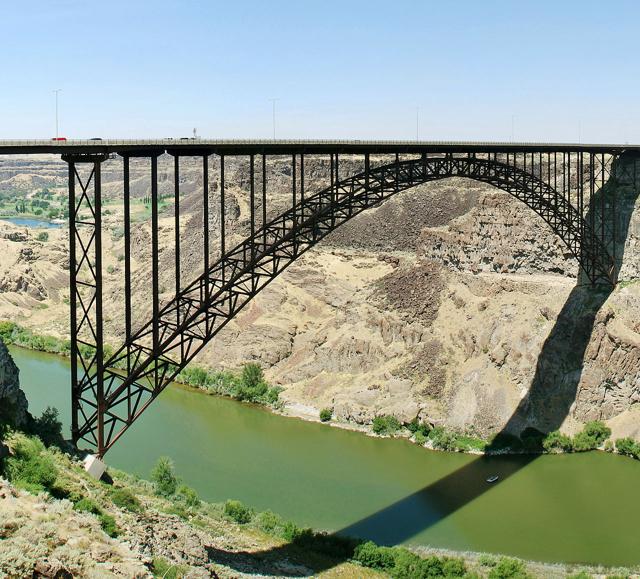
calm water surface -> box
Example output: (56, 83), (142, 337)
(0, 217), (63, 228)
(14, 346), (640, 566)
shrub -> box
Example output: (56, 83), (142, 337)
(352, 541), (397, 571)
(455, 434), (487, 452)
(110, 487), (142, 512)
(406, 418), (431, 437)
(572, 431), (599, 452)
(36, 232), (49, 242)
(74, 497), (102, 515)
(442, 557), (467, 577)
(241, 363), (263, 389)
(583, 420), (611, 446)
(234, 363), (270, 402)
(176, 484), (200, 509)
(414, 430), (427, 445)
(255, 509), (287, 536)
(2, 436), (57, 493)
(151, 456), (178, 497)
(392, 549), (425, 578)
(98, 513), (119, 537)
(429, 426), (458, 451)
(543, 430), (573, 453)
(604, 440), (614, 452)
(372, 415), (401, 436)
(31, 406), (63, 447)
(479, 554), (498, 567)
(616, 437), (640, 459)
(319, 408), (332, 422)
(488, 557), (528, 579)
(151, 557), (190, 579)
(224, 499), (254, 524)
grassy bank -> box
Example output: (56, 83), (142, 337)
(0, 321), (282, 408)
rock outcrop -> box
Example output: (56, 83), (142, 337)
(0, 338), (28, 429)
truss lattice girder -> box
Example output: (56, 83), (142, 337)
(72, 154), (616, 454)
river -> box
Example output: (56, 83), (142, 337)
(13, 345), (640, 567)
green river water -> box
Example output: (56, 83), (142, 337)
(13, 346), (640, 567)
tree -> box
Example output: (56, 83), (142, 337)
(319, 408), (332, 422)
(151, 456), (178, 497)
(583, 421), (611, 446)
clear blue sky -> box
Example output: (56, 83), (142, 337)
(2, 0), (639, 142)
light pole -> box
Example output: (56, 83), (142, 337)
(53, 89), (62, 138)
(268, 98), (278, 140)
(416, 107), (420, 141)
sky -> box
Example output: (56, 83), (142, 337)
(1, 0), (639, 143)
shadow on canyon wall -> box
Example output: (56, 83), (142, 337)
(207, 153), (640, 576)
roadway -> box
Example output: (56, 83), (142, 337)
(0, 139), (636, 155)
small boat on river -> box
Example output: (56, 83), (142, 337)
(486, 475), (499, 484)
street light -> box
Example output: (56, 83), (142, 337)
(53, 89), (62, 139)
(268, 98), (278, 140)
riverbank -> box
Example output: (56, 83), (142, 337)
(1, 429), (636, 578)
(3, 320), (640, 464)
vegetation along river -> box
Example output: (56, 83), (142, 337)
(14, 345), (640, 567)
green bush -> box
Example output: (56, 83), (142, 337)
(488, 557), (528, 578)
(36, 232), (49, 242)
(30, 406), (63, 447)
(429, 426), (458, 451)
(615, 437), (640, 459)
(352, 541), (397, 571)
(543, 430), (573, 453)
(572, 431), (599, 452)
(176, 484), (200, 509)
(479, 554), (498, 567)
(414, 430), (427, 445)
(74, 497), (102, 515)
(224, 499), (254, 524)
(406, 418), (431, 437)
(255, 509), (287, 536)
(319, 408), (332, 422)
(98, 513), (119, 537)
(151, 456), (179, 497)
(583, 420), (611, 446)
(455, 434), (487, 452)
(372, 415), (401, 436)
(2, 436), (57, 493)
(110, 487), (142, 512)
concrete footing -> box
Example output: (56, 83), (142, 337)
(83, 454), (106, 480)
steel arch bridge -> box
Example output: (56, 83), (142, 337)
(0, 140), (635, 456)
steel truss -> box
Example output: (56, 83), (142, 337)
(65, 150), (625, 455)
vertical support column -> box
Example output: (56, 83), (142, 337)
(123, 156), (132, 378)
(365, 153), (370, 202)
(64, 153), (108, 454)
(300, 153), (305, 223)
(203, 154), (210, 304)
(250, 154), (255, 265)
(220, 154), (226, 283)
(151, 155), (159, 357)
(262, 153), (267, 248)
(174, 154), (181, 322)
(292, 154), (297, 253)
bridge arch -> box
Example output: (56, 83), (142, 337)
(77, 153), (615, 454)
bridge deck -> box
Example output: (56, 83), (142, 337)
(0, 139), (636, 155)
